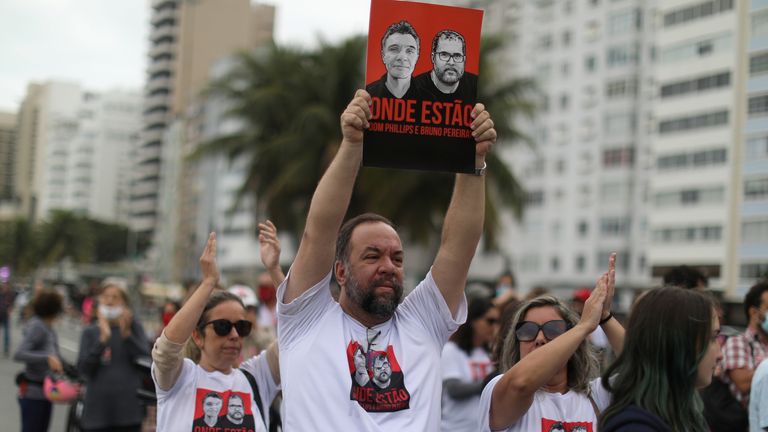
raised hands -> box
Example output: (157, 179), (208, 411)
(258, 220), (281, 272)
(340, 90), (372, 146)
(200, 232), (219, 284)
(469, 103), (497, 165)
(579, 253), (617, 332)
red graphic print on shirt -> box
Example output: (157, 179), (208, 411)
(347, 340), (411, 412)
(541, 418), (593, 432)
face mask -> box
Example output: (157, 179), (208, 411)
(99, 304), (123, 321)
(496, 284), (512, 298)
(761, 314), (768, 333)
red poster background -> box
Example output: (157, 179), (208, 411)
(365, 0), (483, 85)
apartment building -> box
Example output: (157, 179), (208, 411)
(132, 0), (276, 243)
(13, 82), (140, 223)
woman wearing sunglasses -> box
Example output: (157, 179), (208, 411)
(151, 233), (280, 432)
(479, 255), (625, 431)
(599, 287), (721, 431)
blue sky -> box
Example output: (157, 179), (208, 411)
(0, 0), (370, 112)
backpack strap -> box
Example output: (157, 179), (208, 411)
(240, 368), (267, 428)
(587, 391), (600, 420)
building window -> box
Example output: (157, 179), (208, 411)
(603, 147), (634, 168)
(660, 71), (730, 98)
(605, 77), (638, 99)
(608, 9), (640, 35)
(663, 0), (734, 27)
(560, 94), (570, 110)
(526, 190), (545, 206)
(562, 30), (572, 47)
(601, 182), (631, 202)
(551, 256), (560, 272)
(539, 34), (553, 50)
(605, 112), (636, 134)
(657, 148), (726, 170)
(742, 219), (768, 243)
(660, 32), (732, 63)
(654, 186), (724, 207)
(746, 135), (768, 160)
(585, 55), (597, 72)
(742, 263), (768, 279)
(748, 94), (768, 116)
(753, 10), (768, 38)
(600, 216), (631, 236)
(752, 52), (768, 76)
(578, 221), (589, 237)
(576, 254), (586, 272)
(607, 43), (639, 68)
(658, 110), (728, 134)
(745, 177), (768, 200)
(652, 225), (722, 243)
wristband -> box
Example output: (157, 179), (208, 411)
(474, 161), (487, 176)
(599, 312), (613, 326)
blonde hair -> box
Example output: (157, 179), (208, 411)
(499, 295), (598, 394)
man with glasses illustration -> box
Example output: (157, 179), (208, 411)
(413, 30), (477, 102)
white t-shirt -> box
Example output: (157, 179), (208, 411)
(277, 269), (467, 432)
(441, 342), (493, 432)
(750, 359), (768, 432)
(478, 375), (611, 432)
(152, 353), (277, 432)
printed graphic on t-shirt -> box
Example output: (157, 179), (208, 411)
(191, 388), (256, 432)
(347, 340), (411, 412)
(468, 359), (492, 381)
(541, 418), (592, 432)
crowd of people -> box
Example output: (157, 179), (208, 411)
(7, 89), (768, 432)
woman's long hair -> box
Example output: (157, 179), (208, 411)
(450, 296), (494, 355)
(599, 287), (714, 431)
(499, 295), (598, 394)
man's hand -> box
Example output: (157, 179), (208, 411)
(200, 232), (219, 284)
(258, 220), (281, 272)
(470, 103), (497, 165)
(340, 90), (371, 146)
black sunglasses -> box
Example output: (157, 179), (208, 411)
(201, 319), (253, 337)
(515, 320), (569, 342)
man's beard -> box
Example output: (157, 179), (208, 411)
(437, 67), (463, 84)
(345, 268), (404, 319)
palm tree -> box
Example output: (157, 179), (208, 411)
(0, 218), (39, 277)
(202, 34), (535, 249)
(37, 210), (94, 266)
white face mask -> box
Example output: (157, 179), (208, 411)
(98, 304), (124, 321)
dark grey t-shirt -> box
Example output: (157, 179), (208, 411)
(13, 316), (60, 400)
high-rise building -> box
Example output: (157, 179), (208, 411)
(427, 0), (767, 298)
(739, 2), (768, 292)
(13, 81), (141, 223)
(0, 112), (16, 202)
(132, 0), (276, 242)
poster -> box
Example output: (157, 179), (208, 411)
(363, 0), (484, 174)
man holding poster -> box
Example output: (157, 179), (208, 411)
(274, 86), (496, 431)
(362, 0), (484, 174)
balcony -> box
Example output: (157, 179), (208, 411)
(141, 128), (164, 145)
(138, 145), (162, 164)
(147, 58), (174, 77)
(144, 93), (169, 113)
(150, 25), (176, 43)
(151, 7), (176, 26)
(152, 0), (176, 11)
(148, 41), (174, 60)
(143, 111), (168, 129)
(146, 76), (171, 94)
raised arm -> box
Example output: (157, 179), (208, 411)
(282, 90), (371, 303)
(258, 220), (286, 287)
(432, 103), (497, 315)
(489, 273), (608, 429)
(152, 233), (219, 391)
(600, 253), (625, 355)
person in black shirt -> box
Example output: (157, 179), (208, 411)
(412, 30), (477, 103)
(366, 20), (420, 99)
